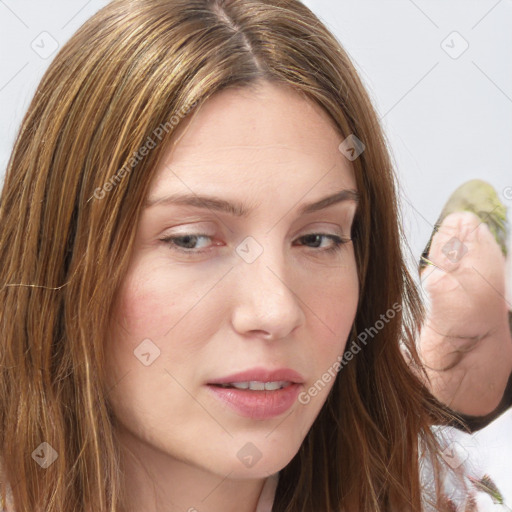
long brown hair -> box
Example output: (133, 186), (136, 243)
(0, 1), (451, 510)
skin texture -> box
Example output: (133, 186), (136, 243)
(418, 211), (512, 416)
(105, 81), (359, 512)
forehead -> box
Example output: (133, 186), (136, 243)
(151, 81), (356, 196)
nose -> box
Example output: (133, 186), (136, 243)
(230, 245), (306, 341)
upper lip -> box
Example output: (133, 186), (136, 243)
(207, 367), (305, 385)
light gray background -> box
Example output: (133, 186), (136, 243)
(1, 0), (511, 270)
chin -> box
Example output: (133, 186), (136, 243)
(199, 437), (301, 479)
(234, 442), (300, 478)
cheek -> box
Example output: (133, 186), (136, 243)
(309, 262), (359, 338)
(110, 261), (195, 341)
(297, 266), (359, 412)
(113, 281), (174, 336)
(298, 263), (359, 390)
(107, 261), (225, 373)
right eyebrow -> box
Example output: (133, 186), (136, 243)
(144, 189), (359, 217)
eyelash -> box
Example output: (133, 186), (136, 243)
(158, 233), (352, 256)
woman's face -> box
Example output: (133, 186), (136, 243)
(106, 81), (359, 480)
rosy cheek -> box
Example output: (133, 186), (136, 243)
(112, 274), (166, 338)
(112, 251), (218, 351)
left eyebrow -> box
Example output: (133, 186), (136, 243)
(144, 189), (359, 217)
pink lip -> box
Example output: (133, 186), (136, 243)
(207, 367), (305, 385)
(207, 384), (302, 420)
(206, 367), (305, 420)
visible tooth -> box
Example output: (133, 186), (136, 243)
(231, 381), (250, 390)
(264, 381), (283, 391)
(216, 381), (291, 390)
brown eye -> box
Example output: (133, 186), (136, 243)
(294, 233), (351, 254)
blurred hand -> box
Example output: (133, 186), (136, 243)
(417, 210), (512, 416)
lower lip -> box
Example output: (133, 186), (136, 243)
(206, 383), (302, 420)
